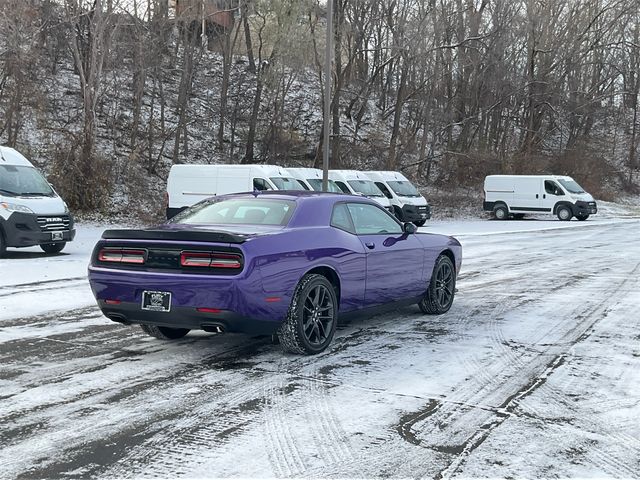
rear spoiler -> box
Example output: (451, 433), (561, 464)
(101, 229), (249, 244)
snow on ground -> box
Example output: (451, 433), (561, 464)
(0, 225), (117, 322)
(1, 211), (639, 478)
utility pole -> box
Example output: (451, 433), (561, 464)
(201, 0), (206, 48)
(322, 0), (333, 192)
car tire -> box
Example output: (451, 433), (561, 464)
(419, 255), (456, 315)
(557, 206), (573, 221)
(140, 324), (190, 340)
(576, 214), (589, 221)
(40, 242), (66, 254)
(494, 205), (508, 220)
(414, 220), (426, 227)
(278, 273), (338, 355)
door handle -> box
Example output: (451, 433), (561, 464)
(365, 242), (375, 249)
(543, 194), (546, 199)
(536, 194), (539, 199)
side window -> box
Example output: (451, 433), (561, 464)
(545, 180), (563, 196)
(335, 181), (351, 194)
(330, 203), (356, 234)
(253, 178), (272, 191)
(347, 203), (402, 235)
(297, 180), (310, 190)
(375, 182), (393, 199)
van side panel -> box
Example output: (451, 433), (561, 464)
(510, 178), (542, 211)
(484, 176), (514, 210)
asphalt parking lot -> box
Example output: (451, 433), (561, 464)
(1, 219), (639, 478)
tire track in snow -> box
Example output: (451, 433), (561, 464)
(428, 260), (640, 479)
(262, 369), (355, 477)
(0, 276), (87, 299)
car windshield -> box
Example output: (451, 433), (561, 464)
(307, 178), (342, 193)
(347, 180), (384, 197)
(387, 180), (421, 197)
(558, 179), (585, 194)
(269, 177), (306, 190)
(172, 198), (296, 226)
(0, 165), (55, 197)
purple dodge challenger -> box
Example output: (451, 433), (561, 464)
(88, 191), (462, 354)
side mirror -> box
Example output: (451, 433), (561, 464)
(403, 222), (417, 234)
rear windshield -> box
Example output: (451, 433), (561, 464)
(172, 198), (296, 226)
(0, 165), (55, 197)
(307, 178), (342, 192)
(387, 181), (421, 197)
(347, 180), (384, 197)
(269, 177), (306, 190)
(558, 179), (585, 194)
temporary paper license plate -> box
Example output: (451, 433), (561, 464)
(141, 291), (172, 312)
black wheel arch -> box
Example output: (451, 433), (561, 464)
(493, 201), (508, 212)
(439, 249), (457, 273)
(301, 265), (341, 308)
(553, 201), (574, 215)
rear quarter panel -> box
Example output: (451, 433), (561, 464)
(244, 226), (367, 313)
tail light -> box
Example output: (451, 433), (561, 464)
(180, 251), (242, 269)
(98, 248), (147, 264)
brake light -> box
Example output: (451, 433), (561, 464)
(197, 307), (223, 313)
(98, 248), (146, 264)
(180, 251), (242, 269)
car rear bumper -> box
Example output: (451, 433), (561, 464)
(88, 266), (291, 333)
(98, 300), (280, 335)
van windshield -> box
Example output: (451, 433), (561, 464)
(307, 178), (342, 192)
(347, 180), (384, 197)
(0, 165), (55, 197)
(558, 179), (585, 194)
(387, 181), (421, 197)
(269, 177), (306, 190)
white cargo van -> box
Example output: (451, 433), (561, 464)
(483, 175), (597, 221)
(287, 167), (342, 192)
(0, 146), (75, 256)
(166, 164), (305, 218)
(328, 170), (393, 212)
(365, 171), (431, 226)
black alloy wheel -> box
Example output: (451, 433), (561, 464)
(278, 274), (338, 355)
(419, 255), (456, 314)
(40, 242), (66, 254)
(140, 324), (190, 340)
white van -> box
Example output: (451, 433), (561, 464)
(483, 175), (597, 221)
(166, 164), (306, 218)
(365, 171), (431, 226)
(0, 146), (75, 256)
(328, 170), (393, 212)
(287, 167), (342, 192)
